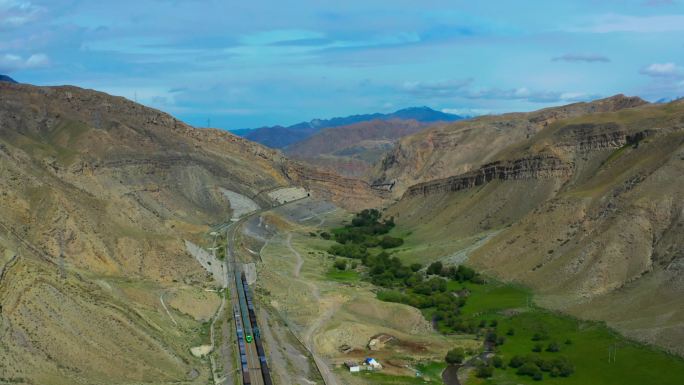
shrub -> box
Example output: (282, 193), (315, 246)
(410, 263), (422, 272)
(509, 355), (525, 368)
(533, 372), (543, 381)
(532, 343), (543, 352)
(334, 259), (347, 270)
(379, 236), (404, 249)
(476, 364), (494, 378)
(492, 355), (504, 368)
(490, 319), (498, 327)
(427, 261), (443, 275)
(506, 328), (515, 336)
(517, 362), (542, 377)
(546, 342), (560, 352)
(320, 232), (331, 240)
(445, 347), (465, 365)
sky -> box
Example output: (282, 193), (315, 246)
(2, 0), (684, 129)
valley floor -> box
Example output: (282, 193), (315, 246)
(229, 199), (684, 385)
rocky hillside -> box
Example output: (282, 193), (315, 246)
(374, 95), (647, 196)
(285, 119), (432, 177)
(0, 82), (379, 384)
(386, 98), (684, 355)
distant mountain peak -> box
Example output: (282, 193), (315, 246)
(0, 74), (17, 83)
(235, 106), (463, 149)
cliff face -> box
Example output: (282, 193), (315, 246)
(283, 161), (389, 209)
(404, 154), (571, 197)
(386, 99), (684, 355)
(374, 95), (647, 196)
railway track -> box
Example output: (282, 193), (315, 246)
(225, 213), (274, 385)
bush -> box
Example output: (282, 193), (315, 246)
(379, 236), (404, 249)
(490, 319), (498, 327)
(509, 355), (525, 368)
(410, 263), (422, 272)
(445, 347), (465, 365)
(476, 364), (494, 378)
(506, 328), (515, 336)
(533, 372), (543, 381)
(334, 259), (347, 270)
(517, 362), (541, 377)
(546, 342), (560, 352)
(532, 343), (543, 352)
(492, 355), (504, 368)
(351, 261), (358, 269)
(320, 232), (331, 240)
(427, 261), (443, 275)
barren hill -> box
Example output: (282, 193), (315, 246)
(285, 119), (432, 177)
(374, 95), (648, 196)
(0, 82), (380, 384)
(385, 97), (684, 355)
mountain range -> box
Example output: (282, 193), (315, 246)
(1, 81), (683, 384)
(233, 106), (463, 149)
(0, 74), (17, 83)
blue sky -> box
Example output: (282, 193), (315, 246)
(2, 0), (684, 128)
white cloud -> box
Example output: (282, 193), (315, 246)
(0, 53), (50, 72)
(401, 79), (473, 97)
(0, 0), (44, 28)
(442, 107), (491, 116)
(640, 62), (683, 78)
(572, 14), (684, 33)
(552, 53), (610, 63)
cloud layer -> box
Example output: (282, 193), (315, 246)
(2, 1), (684, 127)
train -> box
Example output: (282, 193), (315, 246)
(233, 266), (273, 385)
(235, 267), (253, 343)
(241, 272), (273, 385)
(233, 304), (250, 385)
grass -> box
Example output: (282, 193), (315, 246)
(416, 361), (447, 381)
(466, 310), (684, 385)
(456, 282), (530, 316)
(350, 371), (443, 385)
(325, 268), (361, 283)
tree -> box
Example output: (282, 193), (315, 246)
(334, 259), (347, 270)
(476, 364), (493, 378)
(445, 347), (465, 365)
(509, 355), (525, 368)
(546, 342), (560, 352)
(427, 261), (443, 275)
(379, 236), (404, 249)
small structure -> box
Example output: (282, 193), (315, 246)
(345, 361), (361, 373)
(364, 358), (383, 370)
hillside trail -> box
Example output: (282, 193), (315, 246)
(286, 231), (341, 385)
(287, 233), (305, 278)
(159, 292), (178, 327)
